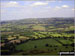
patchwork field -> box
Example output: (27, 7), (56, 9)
(1, 18), (74, 55)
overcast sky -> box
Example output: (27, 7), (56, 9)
(1, 0), (75, 21)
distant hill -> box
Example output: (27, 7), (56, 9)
(1, 18), (74, 24)
(1, 18), (74, 33)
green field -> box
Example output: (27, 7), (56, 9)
(15, 38), (73, 55)
(16, 39), (62, 50)
(58, 39), (73, 44)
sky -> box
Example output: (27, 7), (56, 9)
(1, 0), (75, 21)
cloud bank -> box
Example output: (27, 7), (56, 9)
(1, 1), (74, 21)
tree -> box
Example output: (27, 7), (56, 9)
(45, 44), (49, 47)
(70, 43), (74, 47)
(16, 36), (19, 39)
(34, 45), (37, 48)
(4, 39), (9, 43)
